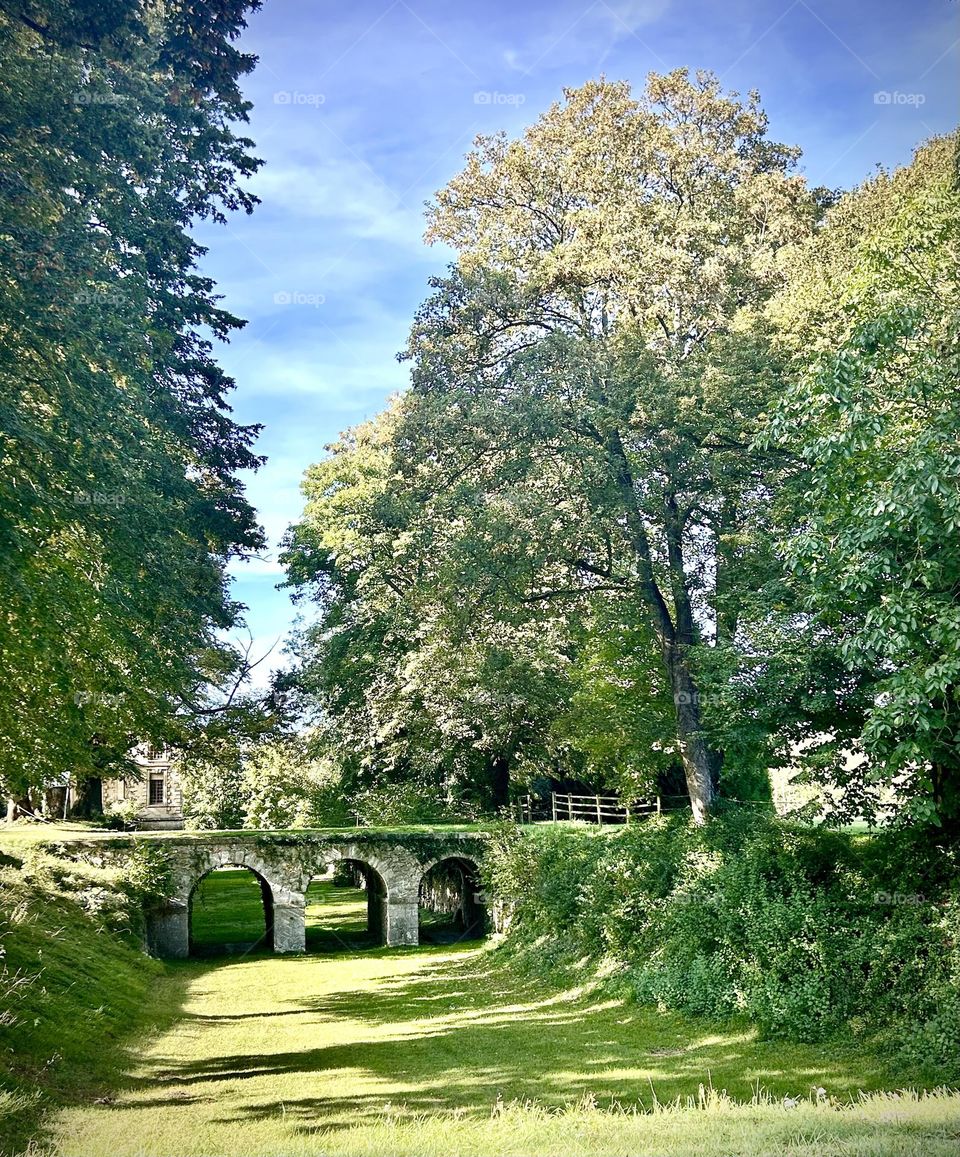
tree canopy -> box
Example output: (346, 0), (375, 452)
(286, 74), (960, 830)
(0, 0), (268, 808)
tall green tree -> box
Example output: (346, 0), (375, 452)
(0, 0), (266, 811)
(283, 405), (575, 811)
(765, 133), (960, 827)
(397, 71), (820, 820)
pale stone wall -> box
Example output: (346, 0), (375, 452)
(101, 751), (184, 829)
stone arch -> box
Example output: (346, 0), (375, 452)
(143, 835), (489, 957)
(188, 861), (275, 955)
(417, 855), (487, 940)
(302, 854), (390, 948)
(147, 844), (306, 958)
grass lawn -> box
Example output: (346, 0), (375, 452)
(0, 859), (950, 1157)
(40, 875), (959, 1157)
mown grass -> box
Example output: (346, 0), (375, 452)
(5, 848), (960, 1156)
(0, 848), (183, 1157)
(43, 873), (959, 1157)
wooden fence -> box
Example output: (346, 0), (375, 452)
(514, 792), (661, 825)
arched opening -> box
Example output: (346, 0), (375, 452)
(188, 865), (274, 957)
(304, 858), (387, 952)
(418, 857), (486, 944)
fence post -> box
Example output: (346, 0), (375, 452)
(656, 795), (661, 816)
(551, 793), (557, 823)
(568, 795), (573, 821)
(596, 795), (602, 824)
(626, 803), (631, 825)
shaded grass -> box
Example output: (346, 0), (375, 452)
(48, 926), (960, 1156)
(0, 853), (187, 1157)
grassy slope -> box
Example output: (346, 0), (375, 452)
(48, 875), (960, 1157)
(0, 848), (182, 1156)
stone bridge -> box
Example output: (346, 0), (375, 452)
(144, 829), (489, 958)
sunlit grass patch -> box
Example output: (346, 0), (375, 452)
(328, 1088), (960, 1157)
(49, 937), (957, 1157)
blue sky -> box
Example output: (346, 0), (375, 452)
(198, 0), (960, 686)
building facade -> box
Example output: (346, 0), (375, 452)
(101, 745), (185, 830)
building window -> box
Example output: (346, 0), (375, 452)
(149, 775), (165, 805)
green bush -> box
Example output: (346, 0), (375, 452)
(483, 815), (960, 1081)
(352, 781), (481, 826)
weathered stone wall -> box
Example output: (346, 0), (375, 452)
(135, 831), (489, 958)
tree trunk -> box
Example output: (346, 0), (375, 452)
(931, 763), (960, 833)
(490, 754), (510, 811)
(667, 647), (716, 824)
(604, 428), (719, 822)
(44, 786), (69, 819)
(72, 776), (103, 818)
(5, 795), (36, 822)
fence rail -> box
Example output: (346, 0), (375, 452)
(514, 791), (661, 825)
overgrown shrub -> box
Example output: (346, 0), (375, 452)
(483, 815), (960, 1080)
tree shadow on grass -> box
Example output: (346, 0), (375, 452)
(3, 963), (198, 1157)
(131, 947), (885, 1138)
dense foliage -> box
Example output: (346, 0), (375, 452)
(0, 0), (269, 810)
(765, 134), (960, 828)
(483, 817), (960, 1080)
(286, 69), (960, 828)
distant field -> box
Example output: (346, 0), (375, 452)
(0, 821), (489, 848)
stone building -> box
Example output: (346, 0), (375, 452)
(100, 744), (185, 830)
